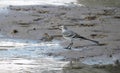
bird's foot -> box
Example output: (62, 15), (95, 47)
(64, 47), (71, 50)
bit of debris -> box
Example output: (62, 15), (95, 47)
(114, 59), (120, 66)
(33, 28), (36, 30)
(18, 22), (30, 25)
(113, 16), (120, 19)
(109, 54), (112, 58)
(84, 16), (97, 20)
(33, 18), (43, 21)
(78, 23), (96, 27)
(11, 29), (18, 34)
(40, 33), (53, 42)
(37, 10), (49, 14)
(90, 34), (108, 38)
(22, 8), (30, 11)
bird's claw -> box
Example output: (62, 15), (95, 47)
(64, 47), (71, 50)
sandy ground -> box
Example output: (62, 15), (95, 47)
(0, 3), (120, 73)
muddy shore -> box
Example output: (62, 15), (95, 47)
(0, 3), (120, 73)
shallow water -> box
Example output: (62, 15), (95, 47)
(0, 0), (79, 14)
(0, 0), (119, 7)
(0, 37), (63, 59)
(0, 37), (67, 72)
(0, 0), (77, 6)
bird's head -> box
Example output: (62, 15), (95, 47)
(59, 25), (67, 30)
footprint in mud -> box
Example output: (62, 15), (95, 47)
(33, 17), (44, 21)
(84, 16), (98, 20)
(78, 23), (96, 27)
(113, 16), (120, 19)
(90, 34), (108, 39)
(98, 43), (108, 46)
(36, 10), (49, 14)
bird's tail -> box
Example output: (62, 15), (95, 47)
(86, 38), (99, 45)
(79, 36), (99, 45)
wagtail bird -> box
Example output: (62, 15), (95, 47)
(59, 25), (99, 49)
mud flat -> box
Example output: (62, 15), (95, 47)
(0, 3), (120, 73)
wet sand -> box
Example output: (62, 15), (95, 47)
(0, 3), (120, 73)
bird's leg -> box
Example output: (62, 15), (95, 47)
(69, 42), (73, 49)
(65, 40), (73, 49)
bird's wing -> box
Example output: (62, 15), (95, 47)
(63, 30), (76, 37)
(63, 29), (87, 39)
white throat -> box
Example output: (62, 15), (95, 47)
(62, 28), (66, 32)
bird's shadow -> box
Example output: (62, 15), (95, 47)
(74, 43), (107, 48)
